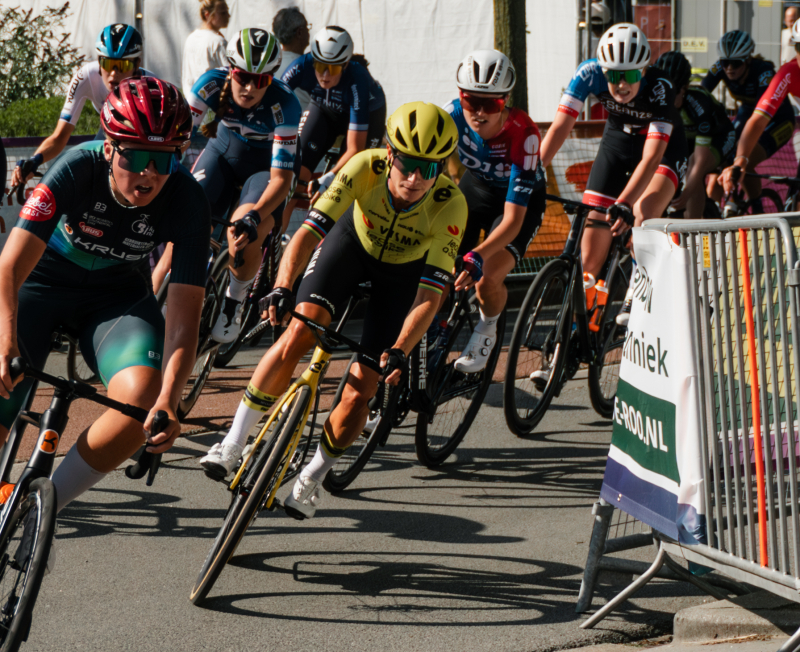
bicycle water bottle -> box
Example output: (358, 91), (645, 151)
(589, 280), (608, 332)
(583, 273), (597, 311)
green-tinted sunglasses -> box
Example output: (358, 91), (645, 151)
(114, 144), (179, 175)
(603, 68), (643, 85)
(391, 151), (444, 180)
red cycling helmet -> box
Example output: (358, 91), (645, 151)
(102, 76), (192, 148)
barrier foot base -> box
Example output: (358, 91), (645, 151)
(661, 553), (730, 602)
(576, 500), (615, 614)
(777, 625), (800, 652)
(580, 545), (666, 629)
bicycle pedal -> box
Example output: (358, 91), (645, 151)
(202, 468), (229, 483)
(282, 503), (308, 521)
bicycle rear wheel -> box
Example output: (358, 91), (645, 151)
(66, 338), (98, 384)
(0, 478), (56, 652)
(588, 321), (625, 419)
(177, 280), (221, 420)
(503, 258), (572, 436)
(324, 355), (396, 492)
(415, 308), (506, 468)
(189, 385), (311, 605)
(744, 188), (782, 216)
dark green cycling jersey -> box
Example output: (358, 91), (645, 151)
(16, 142), (210, 289)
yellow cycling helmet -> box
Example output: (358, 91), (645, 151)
(386, 102), (458, 160)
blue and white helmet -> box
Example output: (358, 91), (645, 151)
(96, 24), (143, 60)
(717, 30), (755, 61)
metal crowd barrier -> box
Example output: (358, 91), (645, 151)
(580, 214), (800, 652)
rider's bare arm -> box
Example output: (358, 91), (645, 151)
(10, 121), (75, 187)
(540, 111), (577, 170)
(275, 226), (320, 291)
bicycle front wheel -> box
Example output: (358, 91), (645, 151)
(177, 279), (221, 420)
(503, 258), (572, 436)
(415, 308), (506, 468)
(0, 478), (56, 652)
(324, 355), (395, 492)
(189, 385), (311, 605)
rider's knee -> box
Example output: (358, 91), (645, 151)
(279, 319), (317, 361)
(339, 381), (371, 412)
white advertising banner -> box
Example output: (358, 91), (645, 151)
(600, 228), (707, 545)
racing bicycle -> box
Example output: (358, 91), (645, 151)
(503, 195), (630, 436)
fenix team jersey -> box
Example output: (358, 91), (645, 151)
(15, 142), (210, 289)
(60, 62), (154, 126)
(281, 53), (386, 131)
(681, 86), (733, 147)
(559, 59), (678, 140)
(187, 67), (301, 167)
(702, 58), (779, 106)
(304, 150), (468, 294)
(755, 58), (800, 118)
(445, 99), (546, 206)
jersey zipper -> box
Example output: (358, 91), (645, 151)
(378, 208), (401, 263)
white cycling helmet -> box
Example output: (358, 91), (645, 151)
(226, 28), (282, 74)
(717, 30), (755, 60)
(793, 20), (800, 43)
(591, 1), (611, 25)
(597, 23), (651, 70)
(311, 26), (354, 65)
(456, 50), (516, 94)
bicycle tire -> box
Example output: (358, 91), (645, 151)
(66, 339), (98, 384)
(588, 321), (625, 419)
(189, 385), (311, 605)
(0, 478), (56, 652)
(414, 307), (506, 468)
(503, 258), (573, 436)
(323, 355), (392, 492)
(177, 279), (220, 420)
(745, 188), (782, 216)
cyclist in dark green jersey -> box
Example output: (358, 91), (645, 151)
(0, 78), (210, 515)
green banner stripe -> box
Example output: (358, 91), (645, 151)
(611, 378), (679, 483)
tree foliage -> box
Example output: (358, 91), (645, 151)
(0, 2), (85, 109)
(0, 96), (100, 137)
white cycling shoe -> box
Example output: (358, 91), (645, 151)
(616, 287), (634, 327)
(362, 413), (380, 435)
(530, 368), (551, 387)
(284, 475), (322, 520)
(454, 330), (497, 373)
(211, 296), (245, 344)
(200, 442), (243, 478)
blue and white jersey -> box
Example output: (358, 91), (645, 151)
(281, 53), (385, 131)
(186, 67), (301, 169)
(445, 99), (545, 206)
(559, 59), (677, 140)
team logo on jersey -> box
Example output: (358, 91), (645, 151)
(759, 70), (774, 87)
(271, 103), (284, 125)
(363, 214), (374, 229)
(79, 222), (103, 237)
(64, 224), (73, 234)
(94, 202), (107, 213)
(198, 80), (219, 100)
(447, 225), (460, 236)
(38, 429), (59, 455)
(649, 81), (668, 107)
(21, 185), (56, 222)
(133, 215), (155, 237)
(190, 105), (203, 117)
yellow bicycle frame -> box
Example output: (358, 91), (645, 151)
(228, 345), (332, 510)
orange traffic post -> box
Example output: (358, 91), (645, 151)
(739, 229), (769, 567)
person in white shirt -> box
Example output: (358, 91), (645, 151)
(272, 6), (311, 112)
(11, 24), (151, 188)
(782, 3), (800, 65)
(181, 0), (230, 96)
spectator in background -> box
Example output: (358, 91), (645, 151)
(273, 6), (311, 111)
(782, 3), (800, 65)
(182, 0), (230, 96)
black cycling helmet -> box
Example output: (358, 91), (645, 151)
(655, 51), (692, 89)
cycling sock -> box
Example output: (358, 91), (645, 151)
(51, 445), (107, 513)
(225, 383), (278, 449)
(226, 272), (255, 302)
(475, 308), (500, 337)
(303, 426), (346, 482)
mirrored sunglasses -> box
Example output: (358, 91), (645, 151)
(391, 151), (444, 180)
(114, 145), (179, 175)
(313, 61), (344, 76)
(602, 68), (643, 85)
(458, 90), (506, 114)
(231, 68), (272, 89)
(99, 57), (137, 73)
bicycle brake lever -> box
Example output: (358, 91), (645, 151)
(125, 410), (169, 484)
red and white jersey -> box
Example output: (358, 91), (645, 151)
(755, 59), (800, 119)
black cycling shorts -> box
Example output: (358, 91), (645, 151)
(298, 101), (387, 174)
(583, 122), (689, 209)
(457, 170), (546, 264)
(734, 108), (794, 159)
(0, 260), (164, 429)
(192, 124), (296, 226)
(295, 213), (421, 373)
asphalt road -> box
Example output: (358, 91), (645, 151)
(17, 367), (708, 652)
